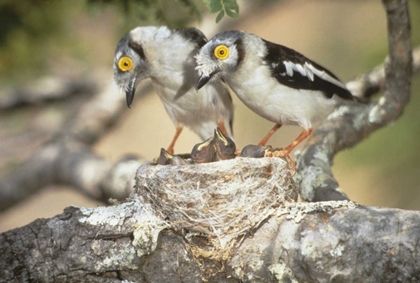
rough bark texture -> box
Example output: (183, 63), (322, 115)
(232, 203), (420, 283)
(1, 197), (420, 283)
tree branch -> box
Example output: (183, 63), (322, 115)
(0, 76), (96, 110)
(0, 140), (142, 211)
(0, 80), (149, 211)
(1, 1), (418, 282)
(1, 195), (419, 282)
(347, 46), (420, 99)
(296, 0), (413, 202)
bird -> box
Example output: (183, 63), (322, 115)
(190, 136), (216, 164)
(195, 30), (357, 167)
(155, 148), (174, 165)
(240, 144), (273, 158)
(213, 127), (236, 161)
(154, 148), (191, 165)
(113, 26), (234, 154)
(190, 127), (236, 163)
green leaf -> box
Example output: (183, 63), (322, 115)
(203, 0), (223, 14)
(202, 0), (240, 22)
(215, 9), (225, 23)
(223, 0), (239, 18)
(225, 7), (239, 18)
(223, 0), (237, 6)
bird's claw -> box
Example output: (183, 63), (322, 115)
(264, 149), (296, 175)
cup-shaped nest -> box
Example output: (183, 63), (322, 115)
(133, 157), (297, 259)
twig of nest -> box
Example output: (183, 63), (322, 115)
(131, 128), (297, 261)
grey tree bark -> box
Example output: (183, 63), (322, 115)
(0, 0), (418, 282)
(1, 189), (420, 282)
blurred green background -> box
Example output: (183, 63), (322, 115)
(0, 0), (419, 232)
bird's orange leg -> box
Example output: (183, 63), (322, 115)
(167, 125), (183, 154)
(269, 128), (313, 172)
(282, 128), (313, 155)
(258, 123), (282, 146)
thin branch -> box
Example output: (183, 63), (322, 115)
(0, 79), (149, 211)
(347, 46), (420, 98)
(0, 77), (96, 110)
(296, 0), (413, 202)
(0, 140), (142, 211)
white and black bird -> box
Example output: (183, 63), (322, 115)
(113, 26), (234, 154)
(196, 30), (357, 164)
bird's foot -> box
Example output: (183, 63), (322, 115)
(265, 149), (296, 175)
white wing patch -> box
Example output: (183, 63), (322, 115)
(307, 63), (346, 89)
(284, 61), (295, 77)
(283, 61), (346, 89)
(283, 61), (314, 81)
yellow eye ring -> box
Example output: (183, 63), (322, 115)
(118, 56), (133, 72)
(214, 45), (229, 60)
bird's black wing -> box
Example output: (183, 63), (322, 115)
(262, 39), (354, 101)
(176, 28), (208, 48)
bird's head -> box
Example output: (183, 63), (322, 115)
(213, 127), (236, 160)
(190, 137), (216, 164)
(195, 31), (245, 90)
(113, 27), (153, 108)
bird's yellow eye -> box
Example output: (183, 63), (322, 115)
(118, 57), (133, 72)
(214, 45), (229, 60)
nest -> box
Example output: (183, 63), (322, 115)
(133, 157), (297, 260)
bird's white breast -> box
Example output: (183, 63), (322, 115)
(143, 31), (233, 139)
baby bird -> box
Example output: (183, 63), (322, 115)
(114, 26), (234, 154)
(196, 30), (357, 165)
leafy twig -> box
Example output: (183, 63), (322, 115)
(203, 0), (239, 23)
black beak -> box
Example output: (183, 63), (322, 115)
(125, 88), (134, 108)
(196, 75), (211, 90)
(196, 69), (220, 90)
(125, 77), (137, 108)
